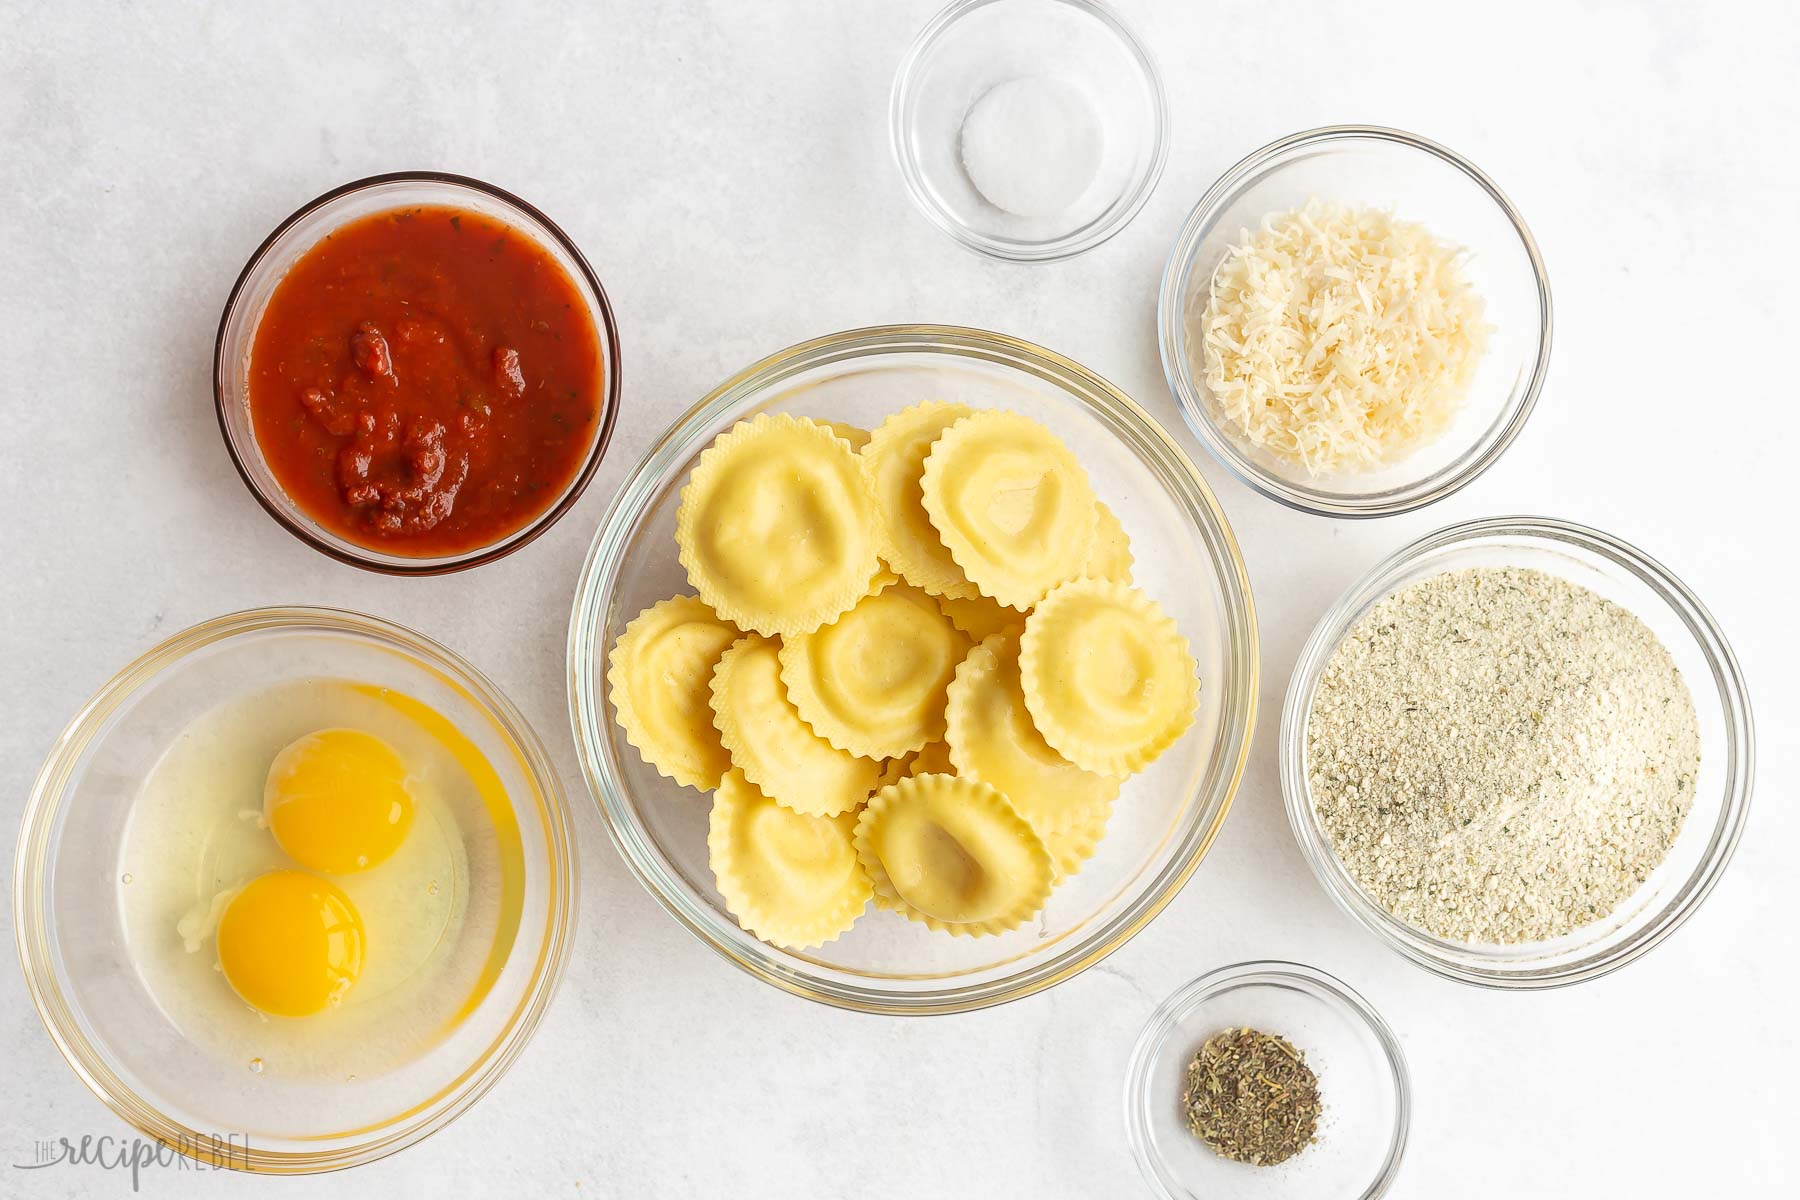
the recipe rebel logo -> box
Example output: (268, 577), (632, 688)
(12, 1131), (251, 1191)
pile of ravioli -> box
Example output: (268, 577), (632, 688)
(608, 404), (1198, 950)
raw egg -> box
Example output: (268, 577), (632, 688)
(217, 870), (366, 1018)
(266, 728), (415, 873)
(123, 679), (517, 1078)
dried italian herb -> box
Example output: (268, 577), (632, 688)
(1182, 1027), (1321, 1167)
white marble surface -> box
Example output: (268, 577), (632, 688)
(3, 1), (1795, 1195)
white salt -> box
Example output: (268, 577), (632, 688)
(958, 76), (1103, 219)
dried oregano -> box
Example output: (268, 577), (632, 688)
(1182, 1027), (1321, 1166)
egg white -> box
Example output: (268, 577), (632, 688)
(120, 678), (506, 1080)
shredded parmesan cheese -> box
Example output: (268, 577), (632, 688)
(1193, 200), (1490, 477)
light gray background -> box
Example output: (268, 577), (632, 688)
(4, 1), (1795, 1195)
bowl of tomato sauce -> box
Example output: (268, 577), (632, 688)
(215, 172), (621, 573)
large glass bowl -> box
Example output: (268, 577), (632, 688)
(1281, 517), (1754, 987)
(568, 325), (1258, 1014)
(12, 608), (577, 1171)
(1159, 126), (1552, 518)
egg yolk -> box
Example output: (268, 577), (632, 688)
(217, 870), (365, 1018)
(265, 728), (415, 874)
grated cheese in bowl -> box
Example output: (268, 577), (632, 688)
(1192, 200), (1491, 478)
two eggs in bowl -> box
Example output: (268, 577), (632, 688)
(122, 678), (520, 1080)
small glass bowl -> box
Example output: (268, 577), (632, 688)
(1125, 961), (1410, 1199)
(1159, 126), (1552, 517)
(1282, 517), (1755, 987)
(213, 171), (622, 574)
(890, 0), (1169, 262)
(12, 608), (577, 1172)
(568, 324), (1258, 1014)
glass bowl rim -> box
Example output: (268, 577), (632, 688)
(566, 322), (1259, 1015)
(888, 0), (1171, 264)
(211, 169), (624, 576)
(1123, 958), (1411, 1200)
(11, 605), (580, 1173)
(1157, 124), (1554, 518)
(1278, 515), (1756, 988)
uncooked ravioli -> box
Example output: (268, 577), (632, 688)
(709, 634), (882, 817)
(604, 401), (1204, 956)
(779, 581), (969, 760)
(945, 628), (1118, 835)
(861, 401), (979, 599)
(920, 411), (1098, 609)
(936, 591), (1026, 644)
(1019, 578), (1197, 778)
(853, 773), (1051, 936)
(677, 414), (881, 637)
(608, 595), (742, 791)
(707, 769), (871, 949)
(1083, 500), (1133, 583)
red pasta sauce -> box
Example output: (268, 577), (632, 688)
(247, 205), (603, 557)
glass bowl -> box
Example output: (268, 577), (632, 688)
(1159, 126), (1553, 517)
(213, 171), (622, 574)
(1125, 961), (1409, 1200)
(890, 0), (1169, 262)
(12, 608), (577, 1172)
(568, 324), (1257, 1014)
(1281, 517), (1755, 987)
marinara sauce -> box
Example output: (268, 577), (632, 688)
(247, 205), (602, 557)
